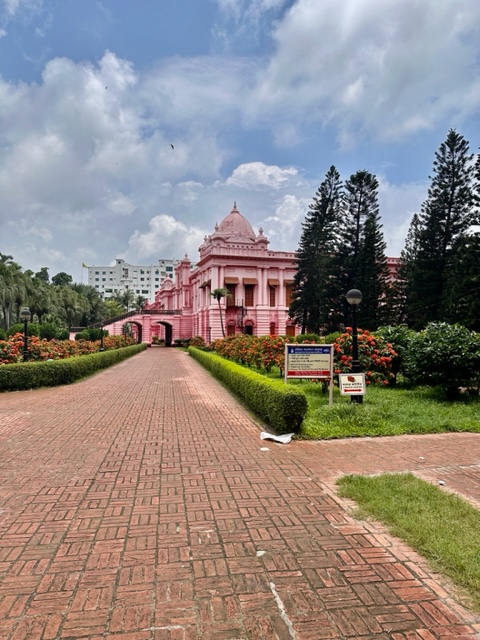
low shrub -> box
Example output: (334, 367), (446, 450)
(189, 336), (206, 348)
(0, 344), (146, 391)
(8, 322), (40, 337)
(189, 346), (308, 434)
(404, 322), (480, 398)
(375, 325), (416, 384)
(295, 333), (323, 344)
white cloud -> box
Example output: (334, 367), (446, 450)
(125, 214), (207, 262)
(260, 194), (308, 250)
(378, 177), (427, 255)
(226, 162), (298, 189)
(253, 0), (480, 143)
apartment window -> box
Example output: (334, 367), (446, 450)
(102, 271), (106, 275)
(155, 277), (159, 281)
(140, 278), (145, 281)
(95, 271), (99, 275)
(269, 286), (276, 307)
(95, 277), (99, 281)
(166, 266), (173, 272)
(140, 270), (145, 274)
(244, 285), (254, 307)
(102, 278), (106, 281)
(142, 289), (149, 294)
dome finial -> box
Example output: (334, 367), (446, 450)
(233, 201), (237, 210)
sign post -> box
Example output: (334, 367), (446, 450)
(284, 344), (334, 406)
(338, 373), (366, 398)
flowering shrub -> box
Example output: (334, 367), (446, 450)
(210, 334), (305, 374)
(189, 336), (206, 348)
(0, 333), (136, 364)
(404, 322), (480, 398)
(333, 328), (397, 385)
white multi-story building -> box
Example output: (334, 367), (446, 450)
(87, 258), (179, 302)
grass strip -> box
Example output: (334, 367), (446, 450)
(337, 473), (480, 610)
(299, 383), (480, 439)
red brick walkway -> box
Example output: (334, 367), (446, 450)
(0, 348), (479, 639)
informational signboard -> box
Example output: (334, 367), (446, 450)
(338, 373), (366, 396)
(284, 344), (334, 405)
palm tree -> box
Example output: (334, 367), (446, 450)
(0, 255), (24, 330)
(122, 288), (135, 311)
(211, 288), (230, 338)
(134, 295), (147, 311)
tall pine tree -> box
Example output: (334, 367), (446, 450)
(289, 166), (343, 334)
(338, 170), (390, 329)
(403, 130), (475, 328)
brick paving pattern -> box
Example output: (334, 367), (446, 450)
(0, 347), (479, 639)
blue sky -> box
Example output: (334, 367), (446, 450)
(1, 0), (479, 281)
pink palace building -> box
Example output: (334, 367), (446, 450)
(139, 203), (299, 344)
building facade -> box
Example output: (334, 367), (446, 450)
(87, 258), (178, 301)
(98, 203), (400, 345)
(144, 203), (299, 342)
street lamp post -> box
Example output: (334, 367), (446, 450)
(20, 307), (31, 362)
(99, 324), (104, 352)
(346, 289), (363, 405)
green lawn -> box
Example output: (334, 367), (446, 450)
(337, 473), (480, 610)
(297, 382), (480, 439)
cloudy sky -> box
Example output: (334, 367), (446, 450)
(1, 0), (479, 280)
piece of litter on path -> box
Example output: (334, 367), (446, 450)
(419, 456), (425, 460)
(438, 480), (446, 485)
(260, 432), (294, 444)
(256, 550), (266, 557)
(260, 447), (270, 451)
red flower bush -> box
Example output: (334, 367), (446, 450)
(333, 328), (397, 385)
(0, 333), (136, 364)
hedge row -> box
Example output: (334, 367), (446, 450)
(188, 346), (308, 434)
(0, 344), (147, 392)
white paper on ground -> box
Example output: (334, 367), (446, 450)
(260, 432), (294, 444)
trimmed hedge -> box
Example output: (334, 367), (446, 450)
(188, 346), (308, 434)
(0, 344), (147, 392)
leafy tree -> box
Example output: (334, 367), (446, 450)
(289, 166), (343, 334)
(403, 130), (475, 328)
(35, 267), (50, 283)
(211, 288), (230, 337)
(104, 298), (127, 319)
(52, 272), (73, 286)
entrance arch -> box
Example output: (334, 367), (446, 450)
(158, 321), (173, 347)
(122, 321), (143, 343)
